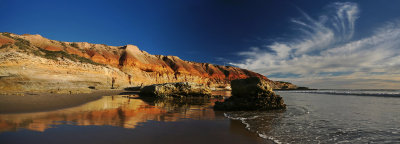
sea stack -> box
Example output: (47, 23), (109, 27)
(214, 77), (286, 111)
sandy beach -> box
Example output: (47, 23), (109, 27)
(0, 90), (125, 114)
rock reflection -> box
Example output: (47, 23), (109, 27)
(0, 95), (224, 133)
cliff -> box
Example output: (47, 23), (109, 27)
(0, 32), (296, 93)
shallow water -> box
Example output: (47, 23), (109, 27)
(0, 94), (265, 144)
(1, 90), (399, 144)
(225, 90), (400, 143)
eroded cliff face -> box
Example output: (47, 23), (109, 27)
(0, 32), (295, 93)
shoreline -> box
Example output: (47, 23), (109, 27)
(274, 88), (317, 91)
(0, 89), (127, 114)
(0, 91), (273, 144)
(0, 89), (234, 114)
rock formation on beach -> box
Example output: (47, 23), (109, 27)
(139, 82), (211, 98)
(214, 77), (286, 111)
(0, 32), (297, 93)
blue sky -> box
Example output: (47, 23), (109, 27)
(1, 0), (400, 89)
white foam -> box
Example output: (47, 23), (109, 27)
(224, 113), (284, 144)
(223, 113), (252, 130)
(281, 89), (400, 97)
(258, 133), (284, 144)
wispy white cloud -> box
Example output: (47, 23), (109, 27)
(230, 2), (400, 89)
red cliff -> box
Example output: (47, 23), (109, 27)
(0, 32), (293, 93)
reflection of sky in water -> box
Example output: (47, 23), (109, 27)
(0, 95), (224, 132)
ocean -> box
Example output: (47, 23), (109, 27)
(0, 90), (399, 144)
(225, 89), (400, 143)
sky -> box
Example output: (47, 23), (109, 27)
(1, 0), (400, 89)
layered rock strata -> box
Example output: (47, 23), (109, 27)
(0, 32), (297, 93)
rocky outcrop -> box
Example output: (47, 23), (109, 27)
(214, 77), (286, 111)
(139, 82), (211, 98)
(0, 32), (296, 93)
(271, 81), (298, 90)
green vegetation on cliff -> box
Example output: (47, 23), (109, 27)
(40, 49), (102, 65)
(70, 43), (79, 48)
(2, 32), (31, 50)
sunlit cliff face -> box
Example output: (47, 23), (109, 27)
(0, 95), (224, 133)
(0, 33), (276, 94)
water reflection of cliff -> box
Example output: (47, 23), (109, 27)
(0, 95), (223, 133)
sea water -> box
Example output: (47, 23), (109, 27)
(225, 89), (400, 143)
(1, 90), (399, 144)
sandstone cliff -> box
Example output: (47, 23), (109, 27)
(0, 32), (296, 93)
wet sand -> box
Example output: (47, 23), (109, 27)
(1, 119), (267, 144)
(0, 90), (126, 114)
(0, 92), (272, 144)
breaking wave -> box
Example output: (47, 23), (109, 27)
(279, 89), (400, 97)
